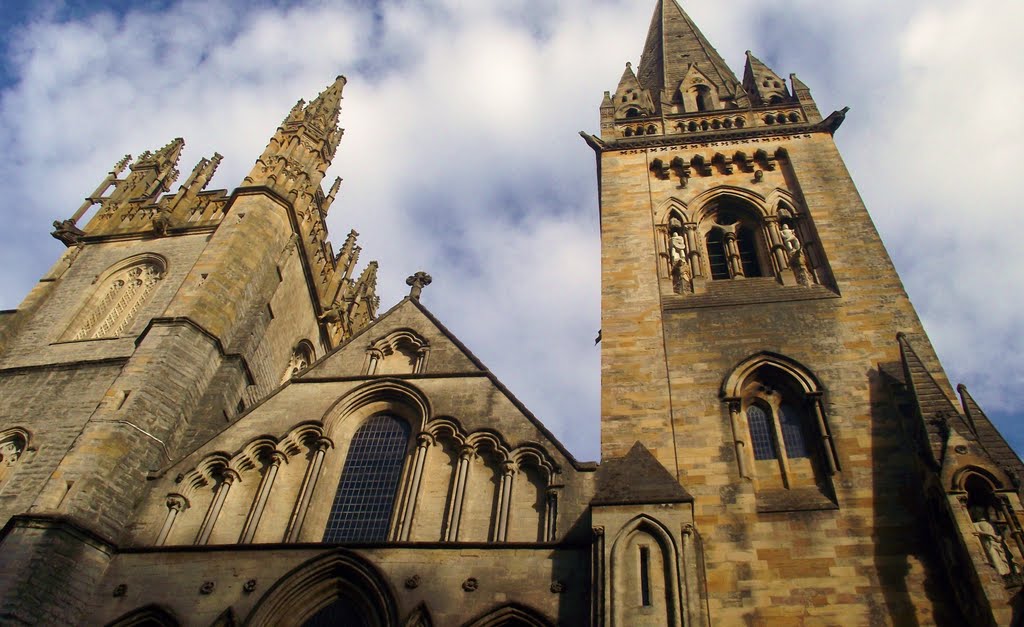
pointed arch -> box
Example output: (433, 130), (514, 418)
(105, 604), (180, 627)
(763, 188), (801, 218)
(952, 465), (1007, 493)
(0, 427), (30, 489)
(322, 378), (431, 436)
(689, 186), (769, 223)
(245, 549), (398, 627)
(462, 602), (554, 627)
(610, 514), (683, 627)
(654, 197), (692, 226)
(721, 351), (822, 399)
(62, 252), (167, 341)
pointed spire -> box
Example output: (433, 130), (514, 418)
(742, 51), (790, 105)
(304, 75), (346, 134)
(636, 0), (743, 113)
(322, 176), (342, 215)
(958, 385), (1024, 477)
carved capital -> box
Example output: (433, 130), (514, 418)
(166, 494), (189, 512)
(416, 433), (434, 449)
(592, 526), (605, 539)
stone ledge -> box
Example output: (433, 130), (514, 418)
(755, 488), (839, 514)
(663, 280), (839, 311)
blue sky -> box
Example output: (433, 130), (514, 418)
(0, 0), (1021, 462)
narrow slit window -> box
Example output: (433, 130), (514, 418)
(747, 405), (777, 460)
(639, 545), (652, 606)
(323, 414), (410, 543)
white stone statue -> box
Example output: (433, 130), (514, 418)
(975, 519), (1013, 575)
(669, 232), (687, 266)
(780, 224), (801, 253)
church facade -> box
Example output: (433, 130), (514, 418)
(0, 1), (1021, 625)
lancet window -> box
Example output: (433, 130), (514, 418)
(323, 414), (411, 543)
(698, 198), (766, 281)
(66, 256), (165, 340)
(723, 354), (840, 506)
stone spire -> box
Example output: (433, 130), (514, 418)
(109, 138), (185, 205)
(244, 76), (347, 206)
(636, 0), (744, 113)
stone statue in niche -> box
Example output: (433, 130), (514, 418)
(0, 440), (22, 466)
(780, 223), (801, 253)
(669, 229), (692, 293)
(971, 505), (1017, 576)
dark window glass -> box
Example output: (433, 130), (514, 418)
(639, 546), (652, 606)
(323, 414), (410, 543)
(302, 598), (368, 627)
(747, 405), (777, 460)
(706, 230), (730, 280)
(737, 227), (761, 277)
(779, 403), (809, 458)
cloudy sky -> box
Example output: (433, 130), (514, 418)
(0, 0), (1021, 462)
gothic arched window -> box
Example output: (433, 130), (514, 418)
(746, 404), (776, 460)
(698, 198), (767, 281)
(693, 85), (713, 112)
(66, 256), (165, 340)
(323, 414), (410, 543)
(723, 354), (840, 508)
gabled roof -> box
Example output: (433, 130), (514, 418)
(958, 384), (1024, 482)
(592, 442), (692, 506)
(636, 0), (742, 105)
(897, 333), (975, 467)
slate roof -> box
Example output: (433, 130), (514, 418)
(592, 441), (693, 506)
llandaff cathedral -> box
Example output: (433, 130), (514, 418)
(0, 1), (1021, 625)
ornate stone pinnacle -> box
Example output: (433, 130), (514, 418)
(406, 272), (432, 300)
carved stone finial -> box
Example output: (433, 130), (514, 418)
(406, 271), (433, 300)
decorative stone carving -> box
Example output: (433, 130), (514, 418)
(975, 520), (1014, 575)
(51, 219), (86, 247)
(462, 577), (479, 592)
(406, 272), (433, 300)
(780, 224), (801, 253)
(550, 581), (566, 594)
(151, 207), (174, 236)
(243, 579), (257, 593)
(112, 584), (127, 597)
(199, 581), (215, 595)
(405, 575), (421, 590)
(954, 445), (968, 455)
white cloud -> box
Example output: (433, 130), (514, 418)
(1, 0), (1022, 461)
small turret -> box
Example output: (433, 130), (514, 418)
(742, 51), (790, 106)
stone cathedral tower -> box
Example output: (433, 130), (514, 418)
(0, 1), (1021, 625)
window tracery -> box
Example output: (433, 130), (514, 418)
(65, 256), (165, 340)
(283, 340), (315, 382)
(0, 429), (29, 489)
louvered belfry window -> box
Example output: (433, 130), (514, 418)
(323, 414), (410, 543)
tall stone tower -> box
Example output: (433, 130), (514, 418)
(583, 0), (1024, 623)
(0, 77), (380, 624)
(0, 2), (1022, 625)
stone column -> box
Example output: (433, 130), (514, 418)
(810, 396), (839, 474)
(395, 433), (432, 541)
(239, 451), (286, 544)
(726, 400), (749, 479)
(544, 488), (559, 542)
(285, 437), (332, 542)
(155, 494), (188, 546)
(445, 446), (473, 542)
(765, 217), (789, 275)
(684, 224), (701, 279)
(494, 461), (516, 542)
(723, 231), (743, 278)
(592, 526), (606, 627)
(365, 349), (383, 375)
(195, 469), (239, 545)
